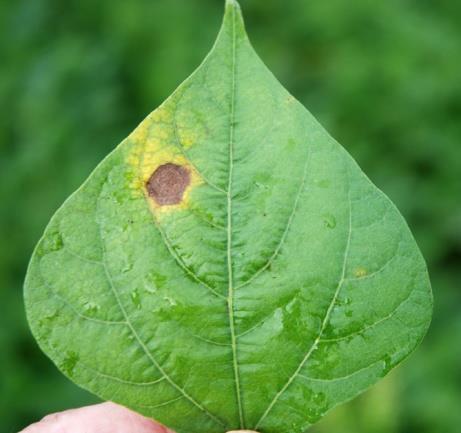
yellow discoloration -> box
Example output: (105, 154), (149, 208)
(181, 134), (195, 149)
(173, 105), (208, 150)
(354, 267), (368, 278)
(126, 105), (202, 217)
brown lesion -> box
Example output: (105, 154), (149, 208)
(146, 163), (191, 206)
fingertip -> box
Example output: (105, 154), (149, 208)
(18, 402), (174, 433)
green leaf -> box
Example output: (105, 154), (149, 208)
(24, 1), (432, 432)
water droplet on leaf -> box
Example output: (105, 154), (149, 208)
(315, 179), (331, 188)
(61, 351), (79, 377)
(163, 296), (177, 306)
(83, 301), (100, 315)
(41, 230), (63, 252)
(307, 408), (321, 423)
(313, 392), (326, 405)
(131, 289), (141, 309)
(39, 307), (59, 328)
(322, 214), (336, 229)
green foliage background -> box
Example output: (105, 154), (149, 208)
(0, 0), (459, 432)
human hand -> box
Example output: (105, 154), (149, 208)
(20, 402), (259, 433)
(20, 402), (174, 433)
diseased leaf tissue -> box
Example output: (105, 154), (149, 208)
(24, 1), (433, 433)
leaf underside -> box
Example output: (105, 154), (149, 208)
(24, 2), (432, 433)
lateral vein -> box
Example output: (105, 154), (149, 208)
(254, 186), (353, 429)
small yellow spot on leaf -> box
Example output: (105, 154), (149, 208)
(354, 267), (368, 278)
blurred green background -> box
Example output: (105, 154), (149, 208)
(1, 0), (460, 432)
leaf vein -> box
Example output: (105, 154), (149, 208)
(254, 184), (353, 429)
(41, 278), (127, 326)
(96, 209), (226, 427)
(235, 144), (310, 290)
(79, 362), (166, 387)
(298, 360), (383, 383)
(319, 284), (415, 343)
(226, 5), (245, 428)
(172, 89), (227, 194)
(137, 396), (185, 409)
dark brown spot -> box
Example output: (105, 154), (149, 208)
(146, 163), (191, 206)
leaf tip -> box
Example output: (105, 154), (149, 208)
(225, 0), (243, 18)
(225, 0), (241, 8)
(223, 0), (245, 33)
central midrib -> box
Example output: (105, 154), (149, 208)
(226, 4), (245, 429)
